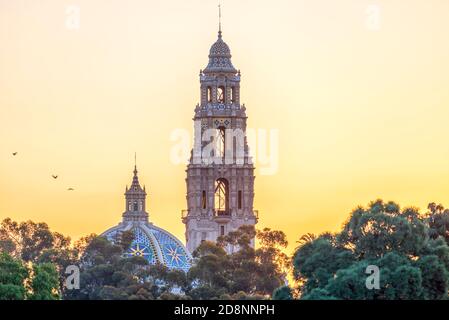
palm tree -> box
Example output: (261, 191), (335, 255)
(295, 233), (316, 250)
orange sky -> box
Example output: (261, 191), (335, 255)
(1, 0), (449, 254)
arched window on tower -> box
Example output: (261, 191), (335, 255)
(231, 87), (236, 103)
(207, 87), (213, 103)
(217, 86), (225, 103)
(133, 201), (138, 212)
(215, 126), (226, 159)
(214, 178), (229, 216)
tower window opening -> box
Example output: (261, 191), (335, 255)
(202, 190), (207, 209)
(238, 191), (242, 209)
(215, 126), (226, 158)
(220, 225), (225, 236)
(133, 201), (138, 212)
(207, 87), (213, 103)
(214, 178), (229, 215)
(217, 86), (225, 103)
(231, 87), (236, 103)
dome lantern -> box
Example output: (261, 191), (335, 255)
(102, 161), (192, 272)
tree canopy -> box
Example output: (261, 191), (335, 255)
(3, 199), (449, 300)
(294, 200), (449, 300)
(188, 225), (289, 300)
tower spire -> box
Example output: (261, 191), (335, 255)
(134, 152), (137, 175)
(218, 3), (222, 38)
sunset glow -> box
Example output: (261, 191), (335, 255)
(1, 0), (449, 254)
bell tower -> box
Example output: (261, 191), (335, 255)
(182, 14), (258, 254)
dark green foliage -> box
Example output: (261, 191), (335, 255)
(0, 253), (28, 300)
(188, 226), (289, 300)
(7, 197), (449, 301)
(65, 236), (189, 300)
(0, 218), (66, 300)
(0, 252), (60, 300)
(29, 263), (60, 300)
(293, 237), (354, 293)
(0, 218), (80, 295)
(427, 203), (449, 245)
(337, 201), (427, 259)
(1, 217), (288, 300)
(415, 255), (448, 299)
(301, 288), (337, 300)
(272, 286), (293, 300)
(294, 200), (449, 300)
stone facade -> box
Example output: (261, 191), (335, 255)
(183, 30), (258, 254)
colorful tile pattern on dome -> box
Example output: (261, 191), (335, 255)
(126, 228), (158, 264)
(151, 228), (191, 272)
(115, 227), (191, 272)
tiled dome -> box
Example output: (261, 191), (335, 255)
(101, 165), (192, 272)
(204, 32), (237, 74)
(103, 223), (191, 272)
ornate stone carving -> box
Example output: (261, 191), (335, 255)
(183, 30), (258, 254)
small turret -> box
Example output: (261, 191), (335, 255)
(123, 160), (148, 222)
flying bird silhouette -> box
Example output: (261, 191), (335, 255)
(52, 175), (58, 179)
(12, 152), (18, 156)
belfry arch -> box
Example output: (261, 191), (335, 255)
(215, 126), (226, 159)
(214, 178), (229, 215)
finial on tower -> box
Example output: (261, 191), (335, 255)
(134, 152), (138, 176)
(218, 3), (222, 38)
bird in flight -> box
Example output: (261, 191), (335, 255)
(67, 188), (75, 191)
(12, 152), (18, 156)
(52, 175), (58, 179)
